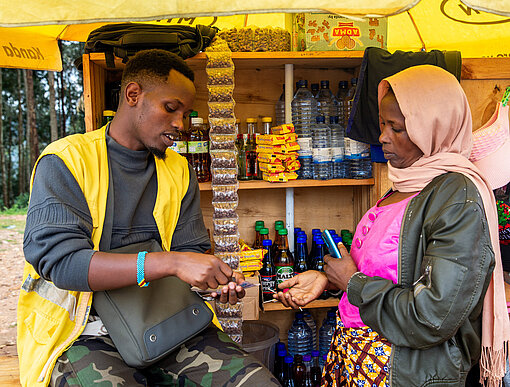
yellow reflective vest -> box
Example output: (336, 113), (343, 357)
(17, 125), (190, 386)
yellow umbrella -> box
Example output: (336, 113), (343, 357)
(0, 0), (509, 71)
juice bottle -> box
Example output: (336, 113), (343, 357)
(188, 116), (210, 182)
(274, 228), (294, 286)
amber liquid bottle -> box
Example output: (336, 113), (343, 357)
(274, 228), (294, 286)
(188, 116), (211, 182)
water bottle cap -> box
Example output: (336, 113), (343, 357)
(255, 220), (265, 227)
(316, 116), (326, 124)
(329, 116), (339, 124)
(303, 354), (311, 362)
(311, 83), (319, 91)
(260, 228), (269, 235)
(262, 239), (273, 246)
(351, 77), (358, 85)
(278, 228), (288, 235)
(297, 80), (308, 88)
(320, 80), (330, 88)
(284, 355), (294, 364)
(312, 350), (320, 357)
(297, 236), (306, 243)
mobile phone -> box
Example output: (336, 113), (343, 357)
(322, 229), (342, 258)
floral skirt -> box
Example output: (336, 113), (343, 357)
(321, 313), (392, 387)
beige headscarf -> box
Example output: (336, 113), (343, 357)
(378, 65), (510, 386)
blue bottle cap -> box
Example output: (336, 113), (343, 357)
(327, 310), (337, 318)
(333, 236), (342, 244)
(278, 348), (287, 357)
(315, 116), (326, 124)
(295, 311), (304, 319)
(316, 239), (324, 245)
(294, 227), (302, 233)
(298, 230), (307, 236)
(312, 229), (321, 234)
(323, 354), (328, 361)
(303, 354), (311, 362)
(276, 342), (286, 350)
(312, 350), (320, 357)
(338, 80), (348, 89)
(329, 116), (339, 124)
(320, 80), (330, 88)
(284, 355), (294, 364)
(297, 236), (307, 244)
(297, 80), (308, 88)
(328, 229), (337, 235)
(262, 239), (273, 247)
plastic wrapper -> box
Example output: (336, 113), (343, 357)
(204, 36), (230, 52)
(286, 159), (301, 172)
(213, 217), (239, 236)
(256, 142), (300, 154)
(256, 133), (298, 145)
(207, 85), (234, 103)
(210, 150), (237, 168)
(212, 200), (238, 211)
(215, 251), (240, 269)
(206, 67), (234, 86)
(218, 27), (291, 52)
(214, 240), (241, 253)
(212, 207), (238, 219)
(211, 167), (237, 185)
(262, 171), (298, 182)
(259, 162), (285, 173)
(209, 117), (237, 135)
(213, 233), (240, 249)
(216, 302), (243, 319)
(208, 102), (235, 119)
(257, 152), (298, 164)
(210, 133), (236, 151)
(271, 123), (295, 134)
(206, 51), (234, 69)
(212, 183), (239, 202)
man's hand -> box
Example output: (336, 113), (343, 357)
(173, 252), (233, 290)
(274, 270), (328, 309)
(324, 243), (358, 292)
(211, 271), (246, 305)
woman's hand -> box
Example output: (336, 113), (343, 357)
(324, 243), (358, 292)
(274, 270), (328, 308)
(210, 271), (246, 305)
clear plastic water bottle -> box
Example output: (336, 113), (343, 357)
(287, 311), (313, 357)
(344, 78), (357, 131)
(275, 84), (286, 126)
(336, 80), (349, 127)
(316, 80), (338, 124)
(345, 138), (372, 179)
(311, 83), (320, 98)
(329, 116), (348, 179)
(292, 80), (316, 162)
(311, 116), (331, 180)
(302, 309), (317, 350)
(318, 309), (336, 368)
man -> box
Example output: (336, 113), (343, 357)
(18, 49), (279, 386)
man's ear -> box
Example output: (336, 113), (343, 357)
(124, 82), (142, 106)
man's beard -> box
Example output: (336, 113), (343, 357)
(147, 146), (167, 160)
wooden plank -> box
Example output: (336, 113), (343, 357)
(82, 54), (94, 132)
(462, 58), (510, 80)
(0, 356), (20, 387)
(263, 298), (339, 311)
(199, 178), (375, 191)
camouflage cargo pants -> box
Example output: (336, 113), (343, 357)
(50, 326), (281, 386)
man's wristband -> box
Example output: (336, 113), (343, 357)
(136, 251), (150, 287)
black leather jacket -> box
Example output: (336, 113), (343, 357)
(347, 172), (495, 386)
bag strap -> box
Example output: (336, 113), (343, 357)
(99, 126), (114, 251)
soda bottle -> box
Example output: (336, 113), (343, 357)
(294, 227), (302, 251)
(275, 228), (294, 286)
(294, 236), (308, 274)
(260, 239), (276, 302)
(311, 238), (326, 272)
(253, 220), (265, 249)
(310, 350), (321, 387)
(275, 343), (287, 383)
(260, 227), (270, 246)
(303, 371), (313, 387)
(246, 118), (258, 179)
(188, 116), (211, 182)
(272, 221), (285, 256)
(236, 133), (249, 180)
(292, 354), (306, 387)
(283, 355), (295, 387)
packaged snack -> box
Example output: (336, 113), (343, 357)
(210, 150), (237, 168)
(206, 51), (234, 69)
(256, 134), (287, 146)
(208, 102), (235, 119)
(271, 124), (295, 134)
(212, 183), (239, 202)
(256, 142), (300, 154)
(209, 117), (237, 135)
(259, 162), (285, 173)
(208, 85), (235, 103)
(262, 172), (288, 182)
(206, 67), (234, 86)
(285, 159), (301, 172)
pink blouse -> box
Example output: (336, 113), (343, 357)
(338, 193), (418, 328)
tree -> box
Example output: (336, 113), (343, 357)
(0, 68), (7, 207)
(48, 72), (58, 142)
(24, 69), (38, 172)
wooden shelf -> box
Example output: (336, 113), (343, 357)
(89, 51), (364, 71)
(262, 298), (339, 311)
(199, 178), (374, 191)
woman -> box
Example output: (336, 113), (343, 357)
(276, 65), (510, 387)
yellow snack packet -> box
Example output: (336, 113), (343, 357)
(262, 172), (288, 182)
(271, 124), (295, 134)
(256, 134), (287, 146)
(259, 162), (285, 173)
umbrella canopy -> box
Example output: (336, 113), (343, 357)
(0, 0), (509, 71)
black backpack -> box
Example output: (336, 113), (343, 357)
(82, 22), (218, 68)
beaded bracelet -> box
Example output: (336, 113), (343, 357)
(136, 251), (150, 287)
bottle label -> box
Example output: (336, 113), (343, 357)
(260, 274), (276, 295)
(276, 266), (294, 285)
(188, 141), (209, 154)
(169, 140), (188, 154)
(331, 147), (344, 160)
(297, 137), (313, 157)
(312, 147), (331, 163)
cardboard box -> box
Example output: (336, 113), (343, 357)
(292, 13), (387, 52)
(242, 273), (261, 320)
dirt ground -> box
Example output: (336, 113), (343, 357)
(0, 215), (26, 357)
